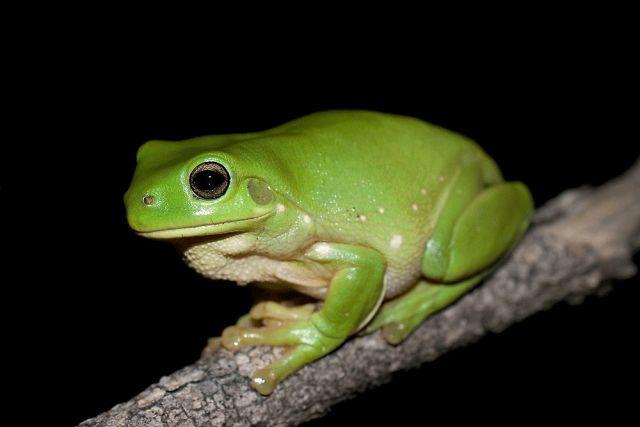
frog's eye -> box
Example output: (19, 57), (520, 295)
(189, 162), (230, 199)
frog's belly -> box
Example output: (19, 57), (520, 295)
(178, 236), (331, 299)
(383, 263), (423, 299)
(177, 234), (425, 301)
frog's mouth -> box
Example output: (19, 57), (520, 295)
(136, 212), (273, 240)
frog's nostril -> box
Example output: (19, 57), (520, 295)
(142, 195), (155, 206)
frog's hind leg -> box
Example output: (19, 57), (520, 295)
(364, 276), (483, 344)
(367, 159), (533, 344)
(422, 156), (533, 282)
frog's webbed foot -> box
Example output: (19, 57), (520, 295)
(202, 300), (317, 358)
(221, 316), (341, 395)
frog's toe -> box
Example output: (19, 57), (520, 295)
(235, 313), (255, 327)
(221, 326), (282, 351)
(251, 366), (279, 395)
(221, 326), (246, 351)
(250, 301), (316, 323)
(250, 338), (340, 395)
(221, 321), (302, 351)
(382, 322), (411, 345)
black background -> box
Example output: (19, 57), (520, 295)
(6, 33), (639, 426)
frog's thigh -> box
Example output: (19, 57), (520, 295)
(423, 182), (533, 282)
(368, 182), (533, 344)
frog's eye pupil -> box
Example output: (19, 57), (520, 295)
(194, 170), (217, 190)
(190, 162), (230, 199)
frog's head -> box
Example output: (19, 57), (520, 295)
(124, 137), (283, 239)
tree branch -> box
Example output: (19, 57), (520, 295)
(80, 159), (640, 427)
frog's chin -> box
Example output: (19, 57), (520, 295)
(136, 212), (272, 240)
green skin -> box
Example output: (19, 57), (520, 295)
(125, 111), (533, 395)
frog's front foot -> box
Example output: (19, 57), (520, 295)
(221, 243), (385, 394)
(250, 300), (316, 327)
(221, 316), (341, 395)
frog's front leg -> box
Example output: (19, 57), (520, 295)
(221, 243), (385, 395)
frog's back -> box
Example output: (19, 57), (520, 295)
(268, 110), (489, 184)
(251, 111), (500, 296)
(263, 110), (497, 230)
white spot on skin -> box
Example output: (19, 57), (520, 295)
(276, 203), (286, 213)
(378, 207), (385, 214)
(303, 214), (311, 224)
(412, 203), (419, 212)
(358, 214), (367, 222)
(389, 234), (403, 249)
(421, 188), (427, 196)
(194, 207), (215, 216)
(315, 243), (332, 255)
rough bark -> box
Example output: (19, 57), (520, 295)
(80, 159), (640, 427)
